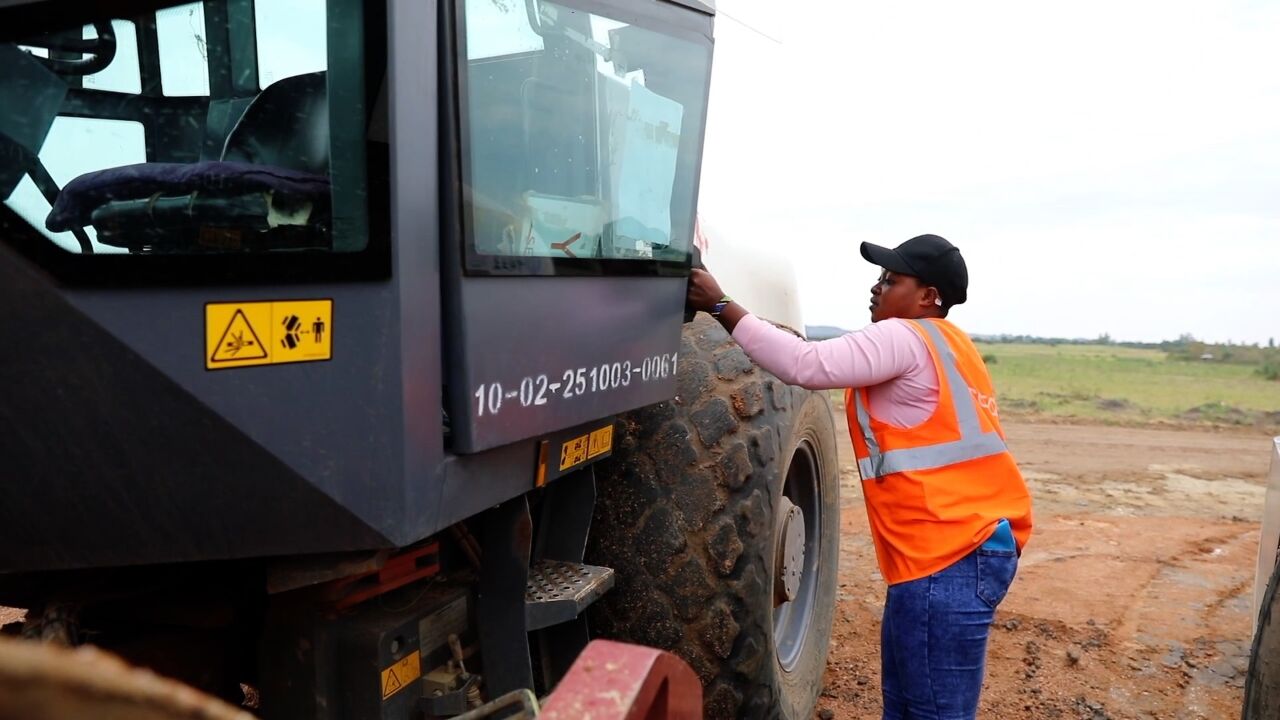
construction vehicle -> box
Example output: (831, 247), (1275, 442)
(1244, 438), (1280, 718)
(0, 0), (840, 717)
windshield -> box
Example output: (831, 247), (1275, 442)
(0, 0), (372, 257)
(458, 0), (713, 274)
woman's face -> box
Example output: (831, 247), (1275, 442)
(869, 270), (929, 322)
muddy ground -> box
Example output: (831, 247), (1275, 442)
(819, 415), (1276, 719)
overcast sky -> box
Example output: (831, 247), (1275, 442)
(697, 0), (1280, 344)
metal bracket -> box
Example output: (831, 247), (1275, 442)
(476, 496), (534, 696)
(450, 689), (540, 720)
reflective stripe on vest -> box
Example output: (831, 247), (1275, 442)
(855, 320), (1009, 480)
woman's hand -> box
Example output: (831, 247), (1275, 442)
(687, 268), (748, 332)
(686, 268), (727, 313)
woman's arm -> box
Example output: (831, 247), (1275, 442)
(686, 268), (921, 390)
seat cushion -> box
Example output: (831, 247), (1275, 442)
(46, 160), (329, 232)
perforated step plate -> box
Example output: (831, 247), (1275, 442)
(524, 560), (615, 631)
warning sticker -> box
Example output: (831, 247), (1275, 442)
(380, 651), (421, 701)
(587, 425), (613, 459)
(559, 434), (590, 471)
(205, 300), (332, 370)
(209, 308), (268, 364)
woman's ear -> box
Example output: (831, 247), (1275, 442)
(920, 285), (940, 308)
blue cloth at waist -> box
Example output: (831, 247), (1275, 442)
(980, 518), (1016, 553)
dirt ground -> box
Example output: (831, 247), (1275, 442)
(818, 414), (1276, 720)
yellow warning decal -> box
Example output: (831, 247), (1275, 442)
(205, 299), (332, 370)
(587, 425), (613, 459)
(559, 434), (590, 471)
(209, 308), (268, 364)
(557, 425), (613, 472)
(380, 651), (421, 701)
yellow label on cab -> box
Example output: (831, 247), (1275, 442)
(380, 651), (421, 700)
(560, 435), (590, 470)
(587, 425), (613, 459)
(206, 299), (332, 370)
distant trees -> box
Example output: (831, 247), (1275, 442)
(973, 331), (1279, 374)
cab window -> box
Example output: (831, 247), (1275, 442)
(457, 0), (713, 274)
(0, 0), (373, 257)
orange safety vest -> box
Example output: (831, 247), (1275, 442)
(845, 318), (1033, 585)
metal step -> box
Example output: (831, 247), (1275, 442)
(524, 560), (615, 631)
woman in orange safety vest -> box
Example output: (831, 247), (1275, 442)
(686, 233), (1032, 720)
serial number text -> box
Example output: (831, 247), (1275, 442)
(473, 353), (678, 417)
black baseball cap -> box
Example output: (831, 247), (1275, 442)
(860, 234), (968, 306)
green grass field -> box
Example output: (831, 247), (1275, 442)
(976, 343), (1280, 428)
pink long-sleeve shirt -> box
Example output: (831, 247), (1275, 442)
(731, 314), (940, 428)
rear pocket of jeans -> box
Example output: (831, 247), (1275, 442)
(976, 549), (1018, 608)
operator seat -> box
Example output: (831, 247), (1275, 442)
(46, 71), (334, 252)
(221, 71), (329, 175)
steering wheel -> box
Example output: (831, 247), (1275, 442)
(20, 21), (117, 77)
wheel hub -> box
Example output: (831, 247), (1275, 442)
(774, 496), (806, 606)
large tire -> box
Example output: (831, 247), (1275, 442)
(587, 314), (840, 719)
(1244, 556), (1280, 719)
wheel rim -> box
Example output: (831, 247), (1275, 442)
(772, 438), (823, 673)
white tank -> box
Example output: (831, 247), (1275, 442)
(696, 217), (806, 336)
(1254, 437), (1280, 635)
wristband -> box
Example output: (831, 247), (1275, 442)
(711, 296), (732, 317)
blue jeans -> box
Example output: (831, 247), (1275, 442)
(880, 542), (1018, 719)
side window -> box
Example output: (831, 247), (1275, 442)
(83, 21), (142, 95)
(22, 20), (142, 95)
(0, 0), (373, 258)
(156, 3), (211, 97)
(7, 118), (146, 254)
(255, 0), (328, 89)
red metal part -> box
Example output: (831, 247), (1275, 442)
(325, 541), (440, 610)
(541, 640), (703, 720)
(550, 232), (583, 258)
